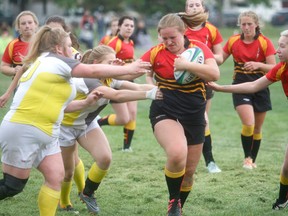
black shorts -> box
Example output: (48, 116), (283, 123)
(206, 86), (214, 100)
(149, 105), (205, 145)
(232, 88), (272, 112)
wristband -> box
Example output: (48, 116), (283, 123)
(145, 87), (158, 100)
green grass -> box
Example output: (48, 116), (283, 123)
(1, 24), (288, 215)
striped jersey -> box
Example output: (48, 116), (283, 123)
(223, 34), (276, 83)
(266, 62), (288, 97)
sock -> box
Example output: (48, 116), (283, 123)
(164, 167), (185, 201)
(98, 114), (117, 126)
(38, 185), (60, 216)
(83, 163), (108, 196)
(123, 120), (136, 149)
(202, 130), (214, 166)
(278, 174), (288, 202)
(60, 181), (72, 208)
(73, 159), (85, 194)
(180, 185), (192, 208)
(241, 125), (254, 158)
(251, 133), (262, 163)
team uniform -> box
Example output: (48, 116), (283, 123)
(266, 62), (288, 96)
(99, 35), (114, 45)
(0, 52), (80, 168)
(60, 77), (123, 146)
(141, 38), (214, 145)
(107, 35), (135, 65)
(184, 22), (223, 99)
(98, 34), (136, 150)
(223, 33), (276, 111)
(1, 36), (29, 67)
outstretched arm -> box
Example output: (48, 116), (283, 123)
(207, 76), (273, 94)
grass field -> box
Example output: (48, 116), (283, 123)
(0, 24), (288, 215)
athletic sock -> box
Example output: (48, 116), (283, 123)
(180, 185), (192, 208)
(98, 114), (117, 126)
(38, 185), (60, 216)
(241, 125), (254, 158)
(251, 133), (262, 163)
(83, 163), (108, 196)
(202, 130), (214, 166)
(164, 167), (185, 200)
(60, 181), (72, 207)
(73, 159), (85, 194)
(278, 174), (288, 202)
(123, 120), (136, 149)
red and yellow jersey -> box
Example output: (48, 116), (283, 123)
(184, 22), (223, 50)
(99, 35), (113, 45)
(107, 35), (134, 63)
(223, 33), (276, 83)
(266, 62), (288, 97)
(141, 39), (214, 96)
(2, 36), (29, 67)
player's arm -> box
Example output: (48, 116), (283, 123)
(96, 85), (162, 102)
(64, 89), (104, 113)
(118, 81), (156, 91)
(174, 56), (220, 82)
(207, 76), (272, 93)
(243, 55), (276, 73)
(0, 66), (24, 108)
(0, 61), (22, 76)
(212, 43), (223, 65)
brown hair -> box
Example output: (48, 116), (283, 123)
(157, 13), (186, 34)
(178, 11), (208, 28)
(14, 10), (39, 32)
(238, 11), (262, 40)
(45, 15), (80, 50)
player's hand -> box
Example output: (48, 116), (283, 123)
(206, 82), (221, 91)
(128, 59), (151, 75)
(0, 92), (11, 108)
(85, 89), (104, 106)
(174, 55), (189, 72)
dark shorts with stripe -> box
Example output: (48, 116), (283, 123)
(232, 87), (272, 112)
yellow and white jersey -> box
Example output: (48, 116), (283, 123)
(62, 77), (123, 128)
(4, 52), (80, 137)
(72, 47), (81, 61)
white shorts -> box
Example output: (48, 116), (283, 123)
(59, 120), (100, 147)
(0, 120), (61, 169)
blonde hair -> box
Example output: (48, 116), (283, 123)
(81, 45), (115, 64)
(23, 25), (69, 67)
(158, 13), (186, 34)
(238, 11), (262, 39)
(15, 10), (39, 32)
(178, 11), (208, 28)
(237, 11), (260, 27)
(280, 30), (288, 37)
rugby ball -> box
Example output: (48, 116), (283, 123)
(174, 47), (204, 84)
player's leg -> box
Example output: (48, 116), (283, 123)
(37, 152), (64, 216)
(235, 104), (255, 169)
(273, 146), (288, 210)
(251, 111), (267, 168)
(78, 122), (112, 214)
(123, 100), (138, 151)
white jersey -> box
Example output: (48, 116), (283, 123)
(3, 52), (80, 137)
(62, 77), (124, 128)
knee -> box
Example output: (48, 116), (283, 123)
(64, 169), (74, 181)
(97, 154), (112, 169)
(0, 173), (28, 200)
